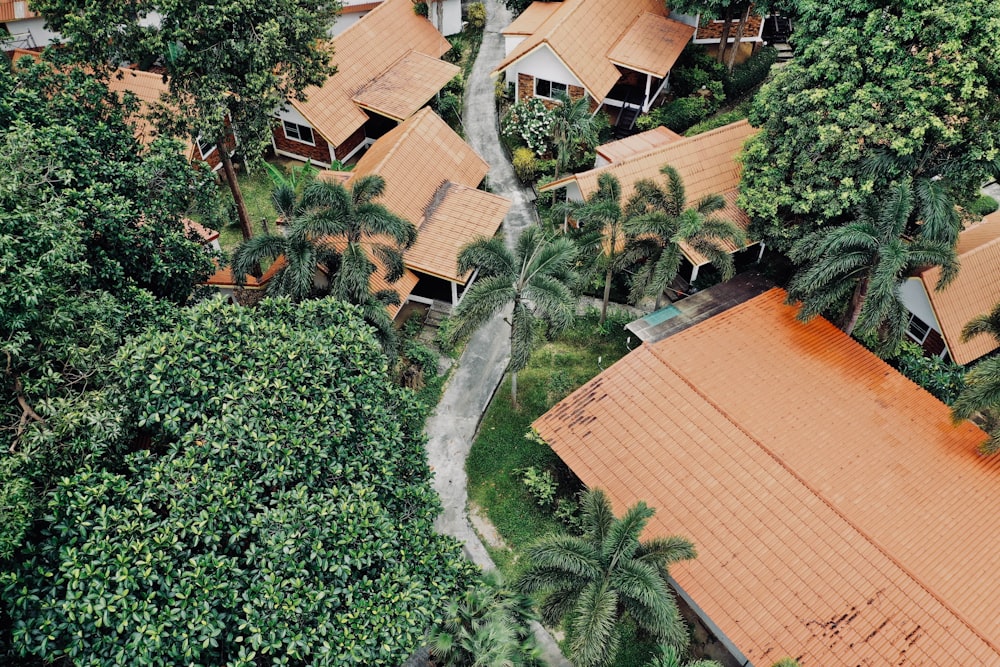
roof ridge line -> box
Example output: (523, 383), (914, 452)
(594, 120), (754, 174)
(646, 319), (1000, 657)
(366, 106), (432, 174)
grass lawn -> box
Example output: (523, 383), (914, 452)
(466, 308), (634, 565)
(217, 167), (279, 254)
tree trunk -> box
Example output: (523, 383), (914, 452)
(219, 140), (254, 241)
(726, 3), (753, 73)
(654, 292), (662, 310)
(716, 4), (735, 65)
(511, 370), (518, 409)
(842, 275), (870, 336)
(600, 267), (612, 325)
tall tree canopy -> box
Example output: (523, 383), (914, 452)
(1, 298), (475, 664)
(739, 0), (1000, 250)
(0, 63), (218, 558)
(33, 0), (338, 239)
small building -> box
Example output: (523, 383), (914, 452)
(0, 0), (58, 50)
(330, 0), (462, 37)
(900, 210), (1000, 364)
(542, 119), (760, 287)
(669, 9), (766, 62)
(495, 0), (695, 123)
(271, 0), (459, 167)
(319, 107), (511, 307)
(534, 288), (1000, 665)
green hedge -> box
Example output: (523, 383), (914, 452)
(723, 46), (778, 99)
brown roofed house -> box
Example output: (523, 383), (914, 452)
(534, 288), (1000, 666)
(271, 0), (460, 167)
(543, 119), (760, 287)
(320, 107), (511, 306)
(900, 209), (1000, 364)
(495, 0), (694, 125)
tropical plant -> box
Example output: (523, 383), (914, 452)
(951, 303), (1000, 454)
(647, 644), (721, 667)
(620, 165), (745, 308)
(449, 226), (578, 407)
(786, 181), (958, 354)
(550, 91), (603, 178)
(2, 298), (476, 664)
(769, 659), (801, 667)
(232, 175), (416, 353)
(428, 571), (541, 667)
(501, 98), (554, 157)
(560, 173), (628, 324)
(262, 160), (318, 220)
(518, 489), (696, 667)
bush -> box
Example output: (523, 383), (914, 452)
(467, 2), (486, 29)
(413, 0), (429, 17)
(512, 146), (538, 182)
(683, 102), (751, 136)
(637, 96), (711, 133)
(969, 195), (999, 217)
(501, 98), (554, 156)
(723, 45), (778, 98)
(889, 340), (966, 404)
(521, 466), (557, 508)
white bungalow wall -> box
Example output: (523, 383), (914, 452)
(506, 45), (584, 98)
(899, 277), (946, 339)
(3, 16), (60, 47)
(430, 0), (462, 36)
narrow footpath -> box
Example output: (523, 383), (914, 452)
(423, 1), (573, 664)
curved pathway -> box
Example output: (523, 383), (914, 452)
(424, 1), (572, 665)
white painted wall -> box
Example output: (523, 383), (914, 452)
(505, 45), (582, 95)
(274, 104), (314, 128)
(900, 278), (943, 333)
(4, 16), (60, 46)
(504, 35), (525, 54)
(669, 11), (699, 27)
(138, 11), (163, 28)
(328, 11), (366, 36)
(430, 0), (462, 36)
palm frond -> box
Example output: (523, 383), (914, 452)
(961, 304), (1000, 344)
(579, 489), (615, 545)
(449, 275), (517, 344)
(600, 500), (653, 564)
(568, 582), (620, 667)
(508, 300), (537, 374)
(231, 233), (289, 285)
(521, 534), (602, 579)
(457, 235), (515, 279)
(353, 202), (417, 247)
(914, 177), (959, 246)
(692, 193), (726, 215)
(349, 173), (387, 206)
(635, 535), (697, 567)
(952, 357), (1000, 421)
(370, 243), (407, 283)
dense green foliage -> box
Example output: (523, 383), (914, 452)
(951, 304), (1000, 454)
(886, 341), (965, 405)
(740, 0), (1000, 249)
(786, 181), (958, 354)
(646, 645), (720, 667)
(722, 46), (777, 99)
(969, 195), (999, 217)
(2, 299), (474, 664)
(450, 226), (578, 405)
(519, 490), (696, 667)
(0, 63), (218, 558)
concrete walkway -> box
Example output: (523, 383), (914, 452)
(424, 1), (572, 666)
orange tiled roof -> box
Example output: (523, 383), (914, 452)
(495, 0), (691, 102)
(694, 13), (763, 41)
(919, 211), (1000, 364)
(607, 12), (694, 78)
(405, 182), (510, 282)
(0, 0), (37, 22)
(182, 218), (219, 243)
(500, 1), (561, 36)
(104, 69), (194, 153)
(291, 0), (455, 147)
(548, 120), (758, 266)
(326, 237), (420, 318)
(595, 125), (682, 164)
(345, 107), (490, 227)
(352, 50), (459, 122)
(534, 288), (1000, 665)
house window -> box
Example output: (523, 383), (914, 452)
(197, 137), (216, 159)
(535, 78), (567, 100)
(906, 313), (931, 344)
(282, 120), (315, 146)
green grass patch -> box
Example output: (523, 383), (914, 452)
(467, 309), (634, 565)
(217, 168), (279, 254)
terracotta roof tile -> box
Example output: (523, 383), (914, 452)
(595, 125), (682, 164)
(501, 1), (561, 35)
(495, 0), (685, 102)
(104, 69), (195, 154)
(535, 289), (1000, 665)
(182, 218), (219, 243)
(919, 211), (1000, 364)
(405, 182), (510, 282)
(292, 0), (453, 146)
(0, 0), (37, 22)
(607, 12), (694, 77)
(352, 51), (459, 121)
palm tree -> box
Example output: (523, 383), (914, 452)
(787, 180), (959, 355)
(550, 91), (603, 178)
(559, 173), (627, 324)
(647, 645), (720, 667)
(620, 165), (745, 309)
(232, 174), (416, 353)
(449, 226), (578, 407)
(951, 303), (1000, 454)
(428, 571), (541, 667)
(518, 489), (696, 667)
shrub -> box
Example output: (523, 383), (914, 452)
(501, 98), (554, 156)
(637, 96), (711, 133)
(520, 466), (557, 508)
(512, 146), (538, 182)
(889, 340), (966, 404)
(413, 0), (429, 17)
(969, 194), (999, 217)
(467, 2), (486, 29)
(683, 102), (751, 136)
(723, 45), (778, 98)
